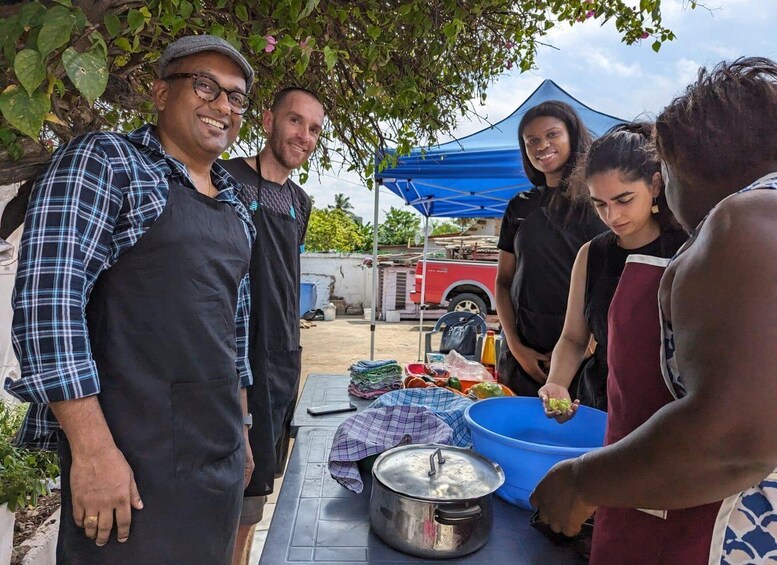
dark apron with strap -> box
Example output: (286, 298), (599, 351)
(57, 181), (250, 564)
(498, 197), (596, 397)
(244, 157), (304, 496)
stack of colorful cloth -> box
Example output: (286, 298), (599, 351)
(347, 359), (403, 399)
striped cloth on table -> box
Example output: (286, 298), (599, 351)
(328, 388), (474, 493)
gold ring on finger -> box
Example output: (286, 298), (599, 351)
(86, 515), (99, 524)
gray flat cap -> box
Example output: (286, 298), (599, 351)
(159, 34), (254, 90)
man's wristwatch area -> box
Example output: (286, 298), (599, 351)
(243, 413), (253, 429)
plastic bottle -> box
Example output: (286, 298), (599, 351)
(480, 330), (496, 378)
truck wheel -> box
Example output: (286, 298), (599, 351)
(448, 293), (487, 315)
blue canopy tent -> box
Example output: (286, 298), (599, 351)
(367, 80), (625, 358)
(376, 79), (624, 218)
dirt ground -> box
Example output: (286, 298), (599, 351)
(299, 317), (434, 380)
(299, 314), (501, 382)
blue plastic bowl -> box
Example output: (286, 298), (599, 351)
(464, 397), (606, 510)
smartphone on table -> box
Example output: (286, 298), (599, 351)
(306, 402), (357, 416)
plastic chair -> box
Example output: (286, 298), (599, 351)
(424, 312), (487, 361)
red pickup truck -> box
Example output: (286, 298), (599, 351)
(409, 259), (498, 315)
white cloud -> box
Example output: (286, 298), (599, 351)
(581, 50), (642, 78)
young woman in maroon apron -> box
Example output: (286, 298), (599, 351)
(590, 255), (720, 564)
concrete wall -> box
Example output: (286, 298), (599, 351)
(0, 184), (20, 404)
(300, 253), (372, 310)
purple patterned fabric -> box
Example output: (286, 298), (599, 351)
(370, 388), (474, 446)
(328, 405), (453, 493)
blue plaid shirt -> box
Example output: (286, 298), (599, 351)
(4, 124), (256, 450)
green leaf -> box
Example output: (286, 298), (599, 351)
(0, 16), (24, 66)
(103, 13), (121, 37)
(53, 0), (73, 7)
(279, 35), (297, 49)
(180, 1), (194, 19)
(652, 40), (661, 52)
(37, 6), (75, 58)
(442, 18), (463, 41)
(294, 51), (310, 76)
(8, 141), (24, 161)
(61, 47), (109, 105)
(89, 31), (108, 58)
(114, 37), (132, 52)
(299, 0), (320, 20)
(18, 3), (47, 28)
(14, 49), (46, 96)
(72, 6), (87, 31)
(248, 34), (268, 53)
(127, 9), (146, 32)
(235, 5), (248, 22)
(323, 46), (337, 71)
(367, 26), (381, 41)
(0, 127), (16, 146)
(0, 86), (51, 139)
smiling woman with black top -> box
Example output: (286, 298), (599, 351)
(496, 101), (606, 397)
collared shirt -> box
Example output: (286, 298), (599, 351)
(5, 124), (256, 450)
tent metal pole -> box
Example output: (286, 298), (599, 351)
(416, 216), (430, 361)
(370, 182), (380, 360)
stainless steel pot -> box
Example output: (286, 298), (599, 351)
(369, 444), (505, 559)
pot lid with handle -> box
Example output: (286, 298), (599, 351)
(372, 444), (505, 502)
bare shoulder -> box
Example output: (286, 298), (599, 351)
(687, 189), (777, 272)
(577, 240), (591, 261)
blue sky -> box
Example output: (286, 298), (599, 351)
(303, 0), (777, 223)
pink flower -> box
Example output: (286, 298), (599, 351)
(506, 61), (513, 70)
(505, 40), (514, 49)
(586, 10), (595, 18)
(264, 35), (277, 53)
(300, 37), (310, 49)
(641, 31), (650, 39)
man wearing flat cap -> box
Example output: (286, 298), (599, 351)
(5, 34), (256, 563)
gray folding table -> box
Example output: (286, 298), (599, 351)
(262, 374), (586, 564)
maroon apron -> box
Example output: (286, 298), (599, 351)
(590, 256), (720, 565)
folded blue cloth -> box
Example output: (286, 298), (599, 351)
(369, 388), (474, 447)
(349, 359), (398, 372)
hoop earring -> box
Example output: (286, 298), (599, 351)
(651, 198), (659, 214)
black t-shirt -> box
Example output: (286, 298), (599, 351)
(219, 157), (312, 243)
(498, 186), (606, 331)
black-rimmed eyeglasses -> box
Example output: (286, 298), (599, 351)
(164, 73), (253, 115)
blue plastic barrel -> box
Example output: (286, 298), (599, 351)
(299, 283), (317, 317)
(464, 396), (606, 510)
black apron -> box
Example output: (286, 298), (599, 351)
(498, 189), (604, 396)
(57, 181), (250, 564)
(239, 157), (305, 497)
